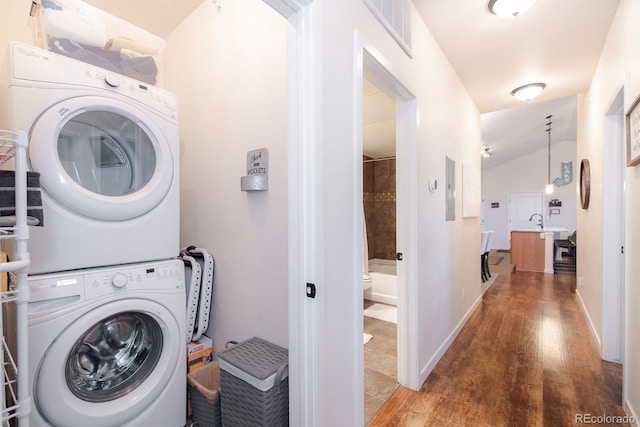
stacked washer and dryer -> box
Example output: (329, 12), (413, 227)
(3, 42), (186, 426)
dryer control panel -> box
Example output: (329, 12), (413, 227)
(9, 42), (178, 120)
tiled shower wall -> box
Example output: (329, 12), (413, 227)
(363, 158), (396, 261)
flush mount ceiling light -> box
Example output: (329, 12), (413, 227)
(511, 83), (546, 101)
(488, 0), (537, 18)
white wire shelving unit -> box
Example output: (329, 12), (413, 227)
(0, 130), (31, 427)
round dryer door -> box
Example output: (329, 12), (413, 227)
(33, 300), (181, 427)
(29, 96), (174, 221)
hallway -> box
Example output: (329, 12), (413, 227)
(369, 252), (630, 426)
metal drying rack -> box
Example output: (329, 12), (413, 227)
(0, 130), (31, 426)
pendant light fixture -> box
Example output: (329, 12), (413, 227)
(545, 115), (554, 195)
(488, 0), (537, 18)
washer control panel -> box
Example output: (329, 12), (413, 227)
(81, 259), (184, 301)
(28, 259), (184, 316)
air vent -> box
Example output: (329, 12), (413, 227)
(363, 0), (412, 57)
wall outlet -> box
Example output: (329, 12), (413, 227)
(578, 276), (583, 288)
(462, 287), (466, 299)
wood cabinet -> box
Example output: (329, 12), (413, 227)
(510, 231), (545, 272)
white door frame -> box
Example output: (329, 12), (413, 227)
(262, 1), (317, 425)
(602, 87), (625, 362)
(265, 2), (420, 424)
(359, 46), (420, 390)
(507, 191), (544, 244)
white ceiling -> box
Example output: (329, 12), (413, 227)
(363, 79), (396, 159)
(83, 0), (620, 167)
(480, 95), (577, 169)
(83, 0), (204, 37)
(413, 0), (620, 169)
(413, 0), (619, 114)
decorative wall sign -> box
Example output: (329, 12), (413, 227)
(491, 202), (499, 208)
(580, 159), (591, 209)
(549, 199), (562, 207)
(552, 161), (573, 187)
(627, 94), (640, 166)
(240, 148), (269, 191)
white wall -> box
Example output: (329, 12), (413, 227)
(0, 0), (289, 352)
(311, 1), (481, 424)
(482, 140), (577, 250)
(0, 1), (34, 74)
(0, 0), (482, 423)
(575, 0), (640, 420)
(163, 0), (289, 349)
(167, 0), (482, 424)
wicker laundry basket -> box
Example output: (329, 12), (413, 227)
(217, 337), (289, 426)
(187, 360), (222, 427)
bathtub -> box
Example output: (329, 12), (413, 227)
(363, 259), (397, 307)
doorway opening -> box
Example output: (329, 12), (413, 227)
(507, 191), (544, 246)
(362, 76), (399, 423)
(360, 48), (419, 424)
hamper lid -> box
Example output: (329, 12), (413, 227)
(217, 337), (288, 389)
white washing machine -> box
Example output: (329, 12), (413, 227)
(28, 259), (186, 427)
(3, 42), (179, 274)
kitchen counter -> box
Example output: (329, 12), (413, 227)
(510, 231), (546, 272)
(512, 227), (568, 233)
(511, 229), (567, 273)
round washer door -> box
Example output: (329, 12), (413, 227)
(34, 299), (181, 427)
(29, 96), (174, 221)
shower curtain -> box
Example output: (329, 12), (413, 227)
(363, 204), (370, 279)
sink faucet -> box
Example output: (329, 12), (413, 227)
(529, 213), (544, 229)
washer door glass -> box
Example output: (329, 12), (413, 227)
(29, 96), (174, 221)
(58, 111), (156, 197)
(34, 299), (182, 427)
(66, 312), (163, 402)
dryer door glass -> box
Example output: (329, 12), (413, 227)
(58, 111), (156, 197)
(29, 96), (175, 221)
(65, 312), (163, 402)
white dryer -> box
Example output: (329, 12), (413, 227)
(28, 259), (186, 427)
(3, 42), (179, 274)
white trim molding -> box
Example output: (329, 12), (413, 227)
(263, 0), (312, 18)
(265, 0), (319, 425)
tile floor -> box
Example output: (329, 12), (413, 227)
(363, 299), (399, 424)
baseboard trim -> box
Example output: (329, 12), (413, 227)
(575, 289), (602, 355)
(624, 398), (639, 426)
(419, 294), (482, 384)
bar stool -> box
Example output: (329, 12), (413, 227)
(481, 231), (489, 282)
(482, 231), (494, 281)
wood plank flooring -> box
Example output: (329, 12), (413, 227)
(364, 300), (399, 423)
(368, 253), (628, 426)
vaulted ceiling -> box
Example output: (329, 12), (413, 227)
(84, 0), (621, 168)
(413, 0), (619, 169)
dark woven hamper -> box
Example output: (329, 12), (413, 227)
(187, 361), (222, 427)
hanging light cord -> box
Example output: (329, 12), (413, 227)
(546, 115), (552, 185)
